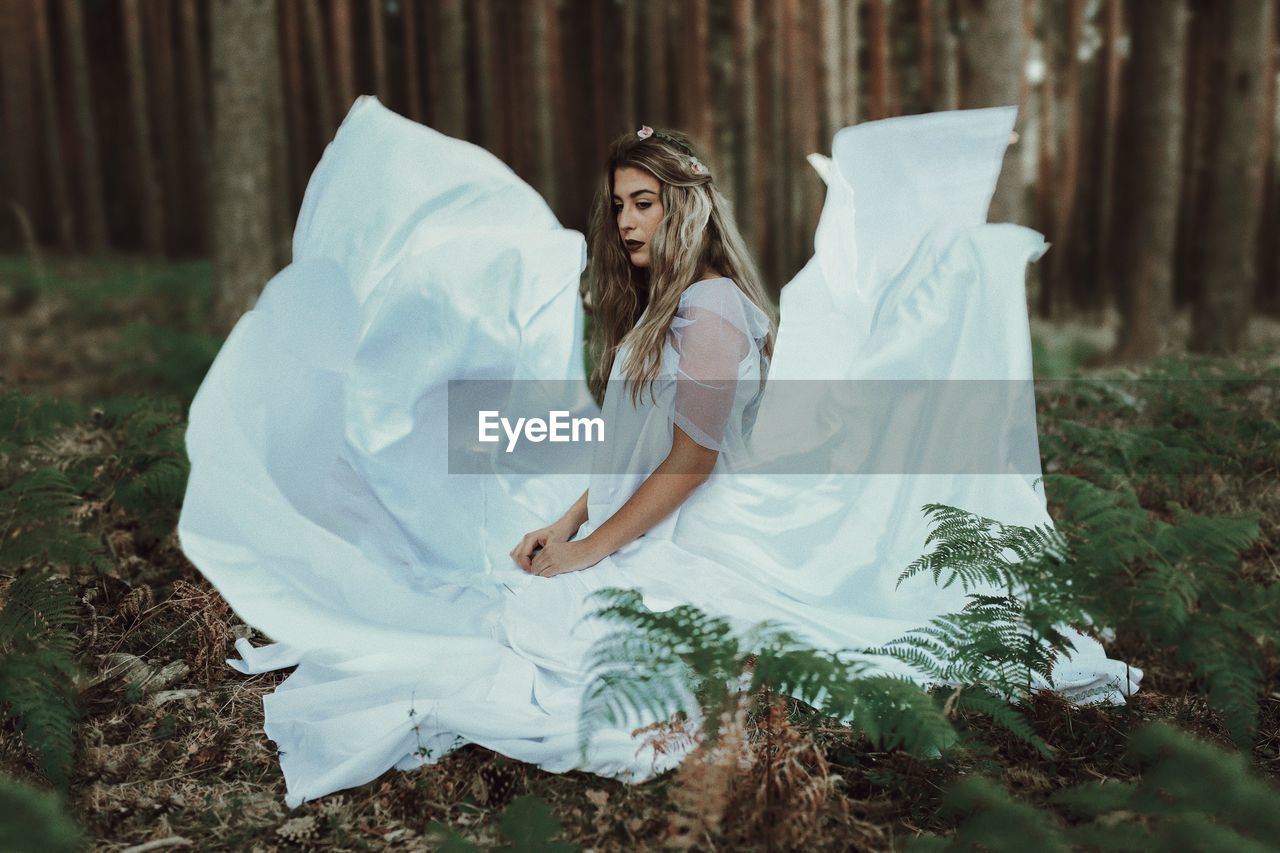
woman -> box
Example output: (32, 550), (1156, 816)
(178, 96), (1141, 808)
(511, 124), (777, 579)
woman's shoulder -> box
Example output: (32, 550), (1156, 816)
(679, 275), (737, 306)
(677, 276), (771, 339)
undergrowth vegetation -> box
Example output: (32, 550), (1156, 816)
(1, 255), (1278, 850)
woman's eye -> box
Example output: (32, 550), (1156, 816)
(637, 203), (651, 209)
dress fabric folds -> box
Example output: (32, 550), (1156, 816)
(177, 96), (1142, 807)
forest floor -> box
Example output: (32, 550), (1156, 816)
(2, 254), (1278, 851)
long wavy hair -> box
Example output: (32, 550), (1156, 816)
(585, 128), (778, 407)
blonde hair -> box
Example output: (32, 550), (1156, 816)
(585, 128), (778, 408)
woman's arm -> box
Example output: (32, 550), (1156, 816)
(556, 488), (589, 533)
(526, 426), (717, 576)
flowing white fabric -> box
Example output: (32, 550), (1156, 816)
(177, 96), (1142, 807)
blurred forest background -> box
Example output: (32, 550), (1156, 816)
(1, 0), (1277, 358)
(3, 2), (1280, 851)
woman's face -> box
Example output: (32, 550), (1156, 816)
(612, 166), (664, 269)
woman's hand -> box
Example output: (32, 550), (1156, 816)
(509, 520), (578, 571)
(525, 539), (604, 577)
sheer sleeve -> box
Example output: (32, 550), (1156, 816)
(667, 279), (764, 452)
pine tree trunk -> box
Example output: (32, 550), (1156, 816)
(473, 0), (497, 150)
(1191, 0), (1273, 353)
(1045, 0), (1083, 318)
(429, 0), (467, 138)
(149, 0), (185, 254)
(210, 0), (284, 335)
(1112, 0), (1189, 361)
(1175, 0), (1214, 309)
(280, 0), (309, 206)
(732, 0), (758, 245)
(369, 0), (387, 101)
(32, 0), (74, 250)
(821, 0), (845, 139)
(59, 0), (109, 252)
(1257, 0), (1280, 314)
(402, 0), (422, 122)
(527, 0), (558, 211)
(687, 0), (713, 158)
(932, 0), (959, 111)
(178, 0), (210, 253)
(0, 3), (37, 248)
(765, 0), (787, 294)
(868, 0), (890, 120)
(122, 0), (166, 255)
(620, 0), (638, 132)
(958, 0), (1026, 225)
(299, 0), (334, 139)
(331, 0), (356, 116)
(639, 0), (668, 124)
(1087, 0), (1124, 313)
(843, 0), (863, 124)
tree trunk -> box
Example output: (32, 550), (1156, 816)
(280, 0), (309, 206)
(867, 0), (890, 120)
(178, 0), (210, 253)
(932, 0), (959, 111)
(765, 0), (787, 294)
(639, 0), (669, 125)
(958, 0), (1026, 224)
(299, 0), (334, 140)
(527, 0), (558, 211)
(402, 0), (422, 122)
(1175, 0), (1214, 309)
(1191, 0), (1274, 353)
(820, 0), (845, 139)
(331, 0), (356, 116)
(1258, 0), (1280, 314)
(1112, 0), (1189, 361)
(32, 0), (74, 250)
(369, 0), (388, 101)
(473, 0), (497, 149)
(429, 0), (467, 138)
(59, 0), (109, 252)
(732, 0), (758, 245)
(620, 0), (638, 132)
(1044, 0), (1083, 318)
(210, 0), (284, 335)
(843, 0), (862, 124)
(0, 3), (37, 248)
(149, 0), (185, 254)
(122, 0), (165, 255)
(686, 0), (714, 158)
(1087, 0), (1124, 313)
(919, 0), (935, 109)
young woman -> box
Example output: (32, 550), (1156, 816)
(178, 96), (1141, 808)
(510, 125), (777, 579)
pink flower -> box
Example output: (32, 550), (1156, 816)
(689, 156), (706, 175)
(637, 125), (654, 140)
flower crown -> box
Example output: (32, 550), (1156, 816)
(637, 125), (707, 175)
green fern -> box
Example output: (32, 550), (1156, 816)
(0, 392), (83, 456)
(914, 722), (1280, 850)
(579, 587), (959, 763)
(0, 570), (80, 787)
(0, 774), (83, 853)
(892, 474), (1271, 749)
(0, 467), (104, 575)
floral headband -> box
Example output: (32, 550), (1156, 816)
(637, 125), (707, 175)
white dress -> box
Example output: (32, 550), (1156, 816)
(177, 96), (1142, 807)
